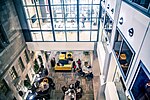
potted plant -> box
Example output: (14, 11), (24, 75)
(34, 59), (39, 74)
(38, 55), (43, 64)
(24, 80), (31, 88)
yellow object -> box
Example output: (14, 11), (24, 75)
(120, 54), (126, 60)
(59, 54), (65, 60)
(66, 52), (73, 59)
(55, 64), (72, 71)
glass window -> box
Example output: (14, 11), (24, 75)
(66, 31), (77, 41)
(66, 19), (77, 30)
(92, 5), (99, 18)
(27, 19), (40, 30)
(79, 18), (91, 30)
(42, 31), (54, 41)
(113, 28), (135, 77)
(0, 25), (9, 52)
(64, 5), (77, 18)
(50, 0), (63, 5)
(113, 71), (127, 99)
(100, 7), (105, 23)
(79, 5), (91, 18)
(130, 0), (150, 9)
(55, 31), (66, 41)
(103, 13), (113, 41)
(22, 0), (100, 42)
(9, 66), (18, 80)
(92, 18), (98, 29)
(0, 79), (10, 95)
(93, 0), (100, 4)
(22, 0), (35, 5)
(25, 6), (37, 19)
(18, 57), (25, 71)
(37, 6), (50, 18)
(51, 6), (65, 18)
(91, 31), (97, 41)
(31, 32), (43, 41)
(36, 0), (49, 5)
(64, 0), (77, 4)
(130, 61), (150, 100)
(79, 0), (92, 4)
(53, 19), (65, 30)
(79, 31), (90, 41)
(39, 19), (52, 30)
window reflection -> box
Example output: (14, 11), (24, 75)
(31, 32), (43, 41)
(55, 31), (66, 41)
(37, 6), (50, 18)
(66, 31), (77, 41)
(52, 6), (65, 18)
(42, 31), (53, 41)
(79, 0), (92, 4)
(66, 19), (77, 30)
(79, 18), (91, 29)
(79, 31), (90, 41)
(53, 19), (65, 30)
(39, 19), (52, 30)
(91, 31), (97, 41)
(25, 6), (37, 18)
(64, 0), (77, 4)
(27, 19), (40, 30)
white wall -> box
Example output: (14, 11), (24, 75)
(105, 0), (117, 20)
(106, 55), (117, 82)
(105, 82), (119, 100)
(126, 25), (150, 87)
(26, 42), (94, 51)
(117, 1), (150, 52)
(97, 42), (106, 74)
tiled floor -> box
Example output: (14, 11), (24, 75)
(48, 51), (94, 100)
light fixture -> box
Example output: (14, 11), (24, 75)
(111, 8), (114, 14)
(107, 4), (110, 9)
(119, 17), (123, 25)
(128, 28), (134, 37)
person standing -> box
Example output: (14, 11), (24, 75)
(81, 14), (86, 28)
(50, 57), (56, 68)
(77, 59), (81, 69)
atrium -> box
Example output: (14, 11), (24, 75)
(0, 0), (149, 100)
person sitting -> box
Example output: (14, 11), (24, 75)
(62, 86), (68, 94)
(76, 68), (85, 76)
(76, 87), (83, 99)
(85, 72), (93, 81)
(77, 59), (81, 68)
(75, 80), (80, 88)
(72, 61), (76, 72)
(69, 84), (75, 89)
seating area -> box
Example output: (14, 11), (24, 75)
(55, 52), (73, 72)
(25, 51), (94, 100)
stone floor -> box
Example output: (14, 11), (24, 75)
(47, 51), (94, 100)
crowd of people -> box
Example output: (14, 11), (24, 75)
(62, 80), (83, 100)
(72, 59), (93, 81)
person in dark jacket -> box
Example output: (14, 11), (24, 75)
(51, 57), (56, 68)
